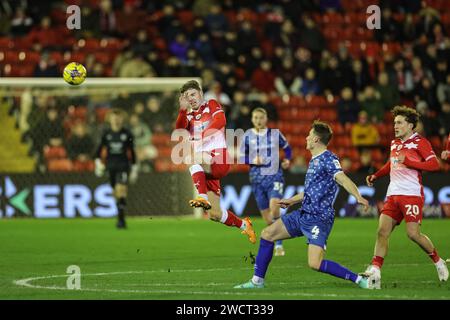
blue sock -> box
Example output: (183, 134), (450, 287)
(254, 238), (274, 279)
(275, 240), (283, 247)
(319, 259), (358, 283)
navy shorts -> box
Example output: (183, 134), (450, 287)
(281, 209), (333, 249)
(252, 180), (284, 211)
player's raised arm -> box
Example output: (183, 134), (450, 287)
(335, 172), (369, 211)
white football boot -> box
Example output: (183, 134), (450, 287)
(360, 265), (381, 289)
(435, 259), (449, 282)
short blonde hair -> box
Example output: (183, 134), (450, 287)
(252, 107), (267, 116)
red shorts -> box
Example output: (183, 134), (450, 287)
(205, 148), (230, 196)
(381, 195), (424, 224)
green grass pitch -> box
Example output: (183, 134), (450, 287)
(0, 217), (449, 300)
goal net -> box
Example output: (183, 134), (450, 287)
(0, 77), (199, 218)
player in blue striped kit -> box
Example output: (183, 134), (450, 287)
(240, 108), (292, 256)
(235, 120), (371, 289)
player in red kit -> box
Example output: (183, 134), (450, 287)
(441, 133), (450, 162)
(362, 106), (448, 288)
(175, 80), (256, 244)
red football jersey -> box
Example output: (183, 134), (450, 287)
(387, 132), (436, 197)
(186, 99), (227, 152)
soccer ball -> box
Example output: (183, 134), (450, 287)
(63, 62), (87, 85)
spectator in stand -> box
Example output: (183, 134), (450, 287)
(30, 107), (64, 160)
(392, 58), (414, 98)
(376, 72), (400, 111)
(251, 60), (276, 94)
(437, 74), (450, 106)
(274, 19), (300, 51)
(298, 16), (325, 54)
(33, 51), (59, 77)
(274, 58), (302, 95)
(203, 81), (232, 109)
(357, 149), (376, 175)
(351, 59), (370, 94)
(351, 111), (380, 150)
(116, 1), (146, 38)
(143, 96), (169, 133)
(435, 59), (448, 85)
(169, 33), (190, 63)
(237, 21), (259, 55)
(417, 5), (441, 38)
(401, 13), (417, 42)
(337, 87), (359, 125)
(319, 56), (345, 96)
(289, 155), (308, 174)
(194, 33), (215, 66)
(438, 101), (450, 139)
(300, 68), (320, 97)
(66, 121), (95, 171)
(375, 7), (399, 42)
(234, 104), (253, 131)
(9, 6), (33, 37)
(131, 29), (154, 59)
(294, 47), (314, 77)
(118, 52), (156, 77)
(97, 0), (117, 37)
(27, 16), (61, 51)
(205, 4), (228, 39)
(129, 114), (157, 173)
(359, 85), (384, 123)
(340, 156), (353, 173)
(228, 90), (247, 129)
(414, 76), (439, 113)
(416, 100), (440, 137)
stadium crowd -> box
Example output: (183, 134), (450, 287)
(1, 0), (449, 173)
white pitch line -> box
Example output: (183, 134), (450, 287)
(13, 268), (450, 300)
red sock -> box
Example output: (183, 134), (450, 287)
(189, 165), (207, 197)
(221, 210), (243, 228)
(428, 249), (441, 263)
(372, 256), (384, 269)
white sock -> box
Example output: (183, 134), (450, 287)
(220, 209), (228, 224)
(435, 258), (444, 266)
(240, 220), (247, 230)
(355, 275), (362, 284)
(252, 275), (264, 285)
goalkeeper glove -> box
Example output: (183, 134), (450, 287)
(94, 158), (105, 177)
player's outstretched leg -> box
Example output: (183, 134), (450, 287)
(308, 245), (369, 289)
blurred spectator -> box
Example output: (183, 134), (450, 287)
(251, 60), (276, 94)
(30, 107), (64, 157)
(129, 114), (157, 172)
(27, 16), (61, 51)
(204, 81), (232, 108)
(392, 58), (414, 97)
(294, 47), (314, 77)
(274, 58), (302, 95)
(228, 90), (247, 129)
(116, 2), (146, 37)
(237, 21), (259, 55)
(274, 19), (299, 51)
(234, 104), (253, 131)
(319, 56), (347, 96)
(417, 6), (441, 38)
(289, 156), (307, 174)
(416, 101), (440, 137)
(337, 87), (359, 125)
(351, 111), (380, 150)
(143, 96), (169, 133)
(131, 29), (154, 58)
(357, 149), (376, 174)
(375, 8), (399, 42)
(351, 59), (370, 94)
(194, 33), (215, 66)
(340, 156), (352, 173)
(414, 77), (438, 112)
(401, 13), (417, 42)
(66, 122), (95, 171)
(359, 85), (384, 123)
(97, 0), (117, 37)
(169, 33), (190, 63)
(33, 51), (59, 77)
(299, 16), (325, 54)
(376, 72), (400, 111)
(9, 6), (33, 36)
(300, 68), (320, 97)
(205, 4), (228, 38)
(437, 74), (450, 106)
(118, 53), (156, 77)
(438, 101), (450, 138)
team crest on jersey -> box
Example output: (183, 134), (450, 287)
(404, 142), (418, 149)
(391, 144), (397, 151)
(333, 159), (341, 169)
